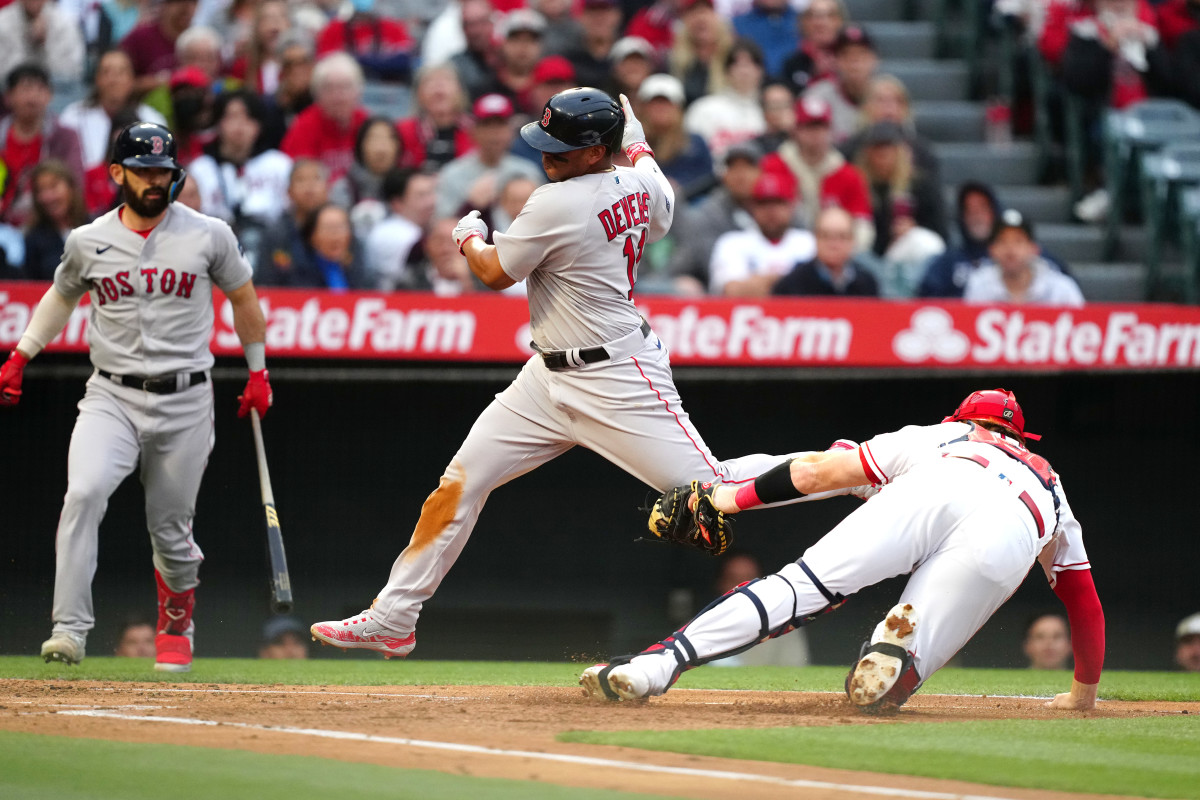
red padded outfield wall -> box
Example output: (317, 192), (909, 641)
(3, 281), (1200, 370)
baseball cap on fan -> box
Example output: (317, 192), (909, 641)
(611, 36), (655, 63)
(1178, 613), (1200, 640)
(533, 55), (576, 86)
(833, 24), (876, 53)
(794, 95), (832, 126)
(751, 169), (796, 203)
(500, 8), (546, 38)
(990, 208), (1036, 243)
(473, 93), (514, 122)
(638, 73), (685, 106)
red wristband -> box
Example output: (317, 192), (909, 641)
(625, 142), (655, 161)
(734, 482), (762, 510)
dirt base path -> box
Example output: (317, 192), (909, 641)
(2, 681), (1191, 799)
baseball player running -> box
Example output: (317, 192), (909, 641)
(0, 122), (272, 672)
(581, 389), (1105, 712)
(310, 88), (803, 657)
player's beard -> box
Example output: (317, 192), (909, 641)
(123, 181), (170, 218)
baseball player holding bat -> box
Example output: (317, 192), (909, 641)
(310, 88), (807, 657)
(0, 122), (272, 672)
(581, 389), (1105, 712)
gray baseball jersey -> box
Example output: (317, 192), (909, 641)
(494, 165), (671, 351)
(54, 204), (252, 376)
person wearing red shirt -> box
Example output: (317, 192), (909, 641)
(396, 64), (474, 170)
(626, 0), (680, 54)
(120, 0), (198, 96)
(281, 52), (369, 181)
(315, 5), (413, 83)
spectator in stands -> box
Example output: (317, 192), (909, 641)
(113, 618), (156, 657)
(754, 80), (796, 154)
(450, 0), (501, 101)
(709, 169), (815, 296)
(122, 0), (199, 96)
(708, 551), (810, 667)
(316, 0), (413, 83)
(435, 93), (543, 219)
(841, 74), (940, 184)
(210, 0), (255, 58)
(256, 158), (330, 282)
(176, 25), (225, 83)
(102, 0), (154, 49)
(174, 169), (202, 210)
(855, 121), (947, 261)
(260, 30), (317, 150)
(60, 49), (168, 217)
(532, 0), (584, 57)
(803, 24), (878, 144)
(761, 95), (874, 252)
(1158, 0), (1200, 50)
(188, 89), (293, 246)
(229, 0), (291, 94)
(773, 205), (879, 296)
(426, 216), (488, 295)
(1023, 612), (1072, 670)
(525, 55), (577, 124)
(638, 74), (714, 202)
(397, 63), (474, 170)
(668, 0), (734, 105)
(365, 167), (438, 290)
(685, 38), (767, 159)
(566, 0), (624, 90)
(1176, 613), (1200, 671)
(330, 116), (403, 212)
(625, 0), (680, 54)
(281, 53), (369, 181)
(963, 209), (1085, 306)
(733, 0), (797, 79)
(918, 181), (1004, 298)
(0, 0), (86, 86)
(258, 616), (310, 659)
(19, 161), (90, 281)
(289, 203), (369, 289)
(0, 64), (85, 229)
(668, 140), (762, 293)
(164, 67), (217, 164)
(487, 172), (538, 234)
(609, 36), (658, 100)
(780, 0), (844, 96)
(1055, 0), (1170, 110)
(489, 9), (549, 111)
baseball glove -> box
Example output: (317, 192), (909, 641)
(646, 480), (733, 556)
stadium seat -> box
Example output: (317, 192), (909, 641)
(1178, 187), (1200, 304)
(1139, 142), (1200, 296)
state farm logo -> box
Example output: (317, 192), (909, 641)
(892, 308), (970, 363)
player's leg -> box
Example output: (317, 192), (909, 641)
(43, 380), (142, 664)
(138, 386), (214, 672)
(312, 360), (573, 655)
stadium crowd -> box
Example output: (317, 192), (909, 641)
(0, 0), (1196, 300)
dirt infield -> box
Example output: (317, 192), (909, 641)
(2, 680), (1192, 799)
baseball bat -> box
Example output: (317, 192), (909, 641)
(250, 409), (293, 614)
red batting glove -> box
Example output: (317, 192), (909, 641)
(0, 350), (29, 406)
(237, 369), (273, 419)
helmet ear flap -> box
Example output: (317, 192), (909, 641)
(169, 168), (187, 203)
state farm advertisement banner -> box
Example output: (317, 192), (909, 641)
(4, 281), (1200, 370)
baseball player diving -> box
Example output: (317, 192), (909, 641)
(580, 389), (1105, 713)
(310, 88), (806, 657)
(0, 122), (273, 672)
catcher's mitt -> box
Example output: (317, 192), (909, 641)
(646, 480), (733, 556)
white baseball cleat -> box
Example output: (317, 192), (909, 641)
(310, 608), (415, 659)
(580, 662), (651, 701)
(847, 602), (918, 708)
(41, 631), (86, 665)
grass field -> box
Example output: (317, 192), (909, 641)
(2, 657), (1198, 800)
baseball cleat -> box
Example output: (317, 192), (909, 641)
(310, 609), (416, 658)
(41, 631), (86, 665)
(579, 662), (650, 701)
(847, 602), (918, 708)
(155, 622), (194, 673)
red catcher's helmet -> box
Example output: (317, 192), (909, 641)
(943, 388), (1041, 441)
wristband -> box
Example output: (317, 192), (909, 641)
(458, 230), (483, 255)
(625, 142), (655, 161)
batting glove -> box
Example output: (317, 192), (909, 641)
(618, 93), (654, 162)
(0, 349), (29, 406)
(452, 210), (488, 255)
(238, 369), (273, 419)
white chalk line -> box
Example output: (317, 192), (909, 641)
(57, 709), (1022, 800)
(87, 687), (473, 701)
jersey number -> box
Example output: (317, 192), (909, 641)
(623, 231), (647, 299)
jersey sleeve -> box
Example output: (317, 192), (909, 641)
(1037, 475), (1090, 587)
(634, 156), (675, 243)
(208, 217), (254, 293)
(493, 183), (577, 283)
(52, 229), (90, 302)
(857, 423), (942, 485)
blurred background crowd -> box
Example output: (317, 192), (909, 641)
(0, 0), (1197, 303)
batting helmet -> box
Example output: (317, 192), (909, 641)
(520, 87), (623, 154)
(110, 121), (187, 201)
(943, 388), (1041, 441)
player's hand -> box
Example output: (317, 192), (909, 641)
(452, 210), (488, 255)
(238, 369), (272, 419)
(0, 349), (29, 406)
(1046, 680), (1098, 711)
(617, 93), (653, 162)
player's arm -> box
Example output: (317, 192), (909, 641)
(1, 285), (82, 405)
(452, 210), (516, 290)
(708, 445), (871, 514)
(618, 93), (675, 238)
(225, 280), (273, 419)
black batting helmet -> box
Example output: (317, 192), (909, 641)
(110, 121), (187, 200)
(520, 87), (623, 154)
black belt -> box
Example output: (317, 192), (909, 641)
(539, 319), (651, 371)
(98, 369), (208, 394)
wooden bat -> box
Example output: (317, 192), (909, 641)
(251, 409), (293, 614)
